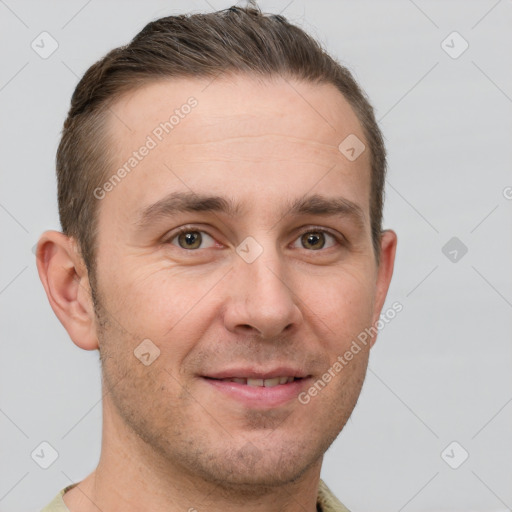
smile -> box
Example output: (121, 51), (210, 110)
(212, 376), (298, 387)
(201, 373), (311, 408)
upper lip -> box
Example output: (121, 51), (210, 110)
(202, 367), (309, 380)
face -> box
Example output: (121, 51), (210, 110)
(91, 75), (393, 490)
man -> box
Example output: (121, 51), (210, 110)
(36, 3), (396, 511)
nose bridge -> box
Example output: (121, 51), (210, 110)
(224, 239), (302, 338)
(248, 252), (290, 305)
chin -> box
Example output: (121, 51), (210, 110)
(187, 439), (324, 494)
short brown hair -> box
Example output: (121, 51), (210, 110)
(57, 3), (386, 282)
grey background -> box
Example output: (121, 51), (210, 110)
(1, 0), (511, 510)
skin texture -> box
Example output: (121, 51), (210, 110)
(37, 75), (396, 512)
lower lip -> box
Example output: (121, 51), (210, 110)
(202, 377), (310, 408)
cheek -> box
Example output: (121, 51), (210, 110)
(298, 266), (376, 343)
(97, 259), (224, 354)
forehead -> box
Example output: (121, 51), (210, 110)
(108, 75), (363, 149)
(100, 75), (370, 221)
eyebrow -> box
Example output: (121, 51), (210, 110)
(286, 194), (366, 227)
(134, 191), (365, 230)
(135, 191), (241, 228)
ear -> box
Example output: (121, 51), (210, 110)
(369, 229), (397, 348)
(36, 230), (99, 351)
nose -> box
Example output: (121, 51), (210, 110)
(223, 251), (303, 339)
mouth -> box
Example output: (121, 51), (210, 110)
(201, 370), (311, 408)
(205, 376), (300, 387)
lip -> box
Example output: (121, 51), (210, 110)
(201, 370), (312, 409)
(203, 367), (309, 380)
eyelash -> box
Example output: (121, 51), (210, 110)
(164, 225), (346, 251)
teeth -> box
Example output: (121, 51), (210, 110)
(263, 377), (281, 387)
(222, 377), (297, 386)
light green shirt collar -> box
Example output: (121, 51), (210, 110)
(41, 479), (350, 512)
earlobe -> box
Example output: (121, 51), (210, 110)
(370, 229), (398, 348)
(36, 230), (99, 351)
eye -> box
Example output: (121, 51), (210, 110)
(292, 230), (338, 250)
(170, 230), (216, 250)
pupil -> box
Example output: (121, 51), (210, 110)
(180, 231), (201, 249)
(185, 233), (197, 245)
(303, 232), (324, 249)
